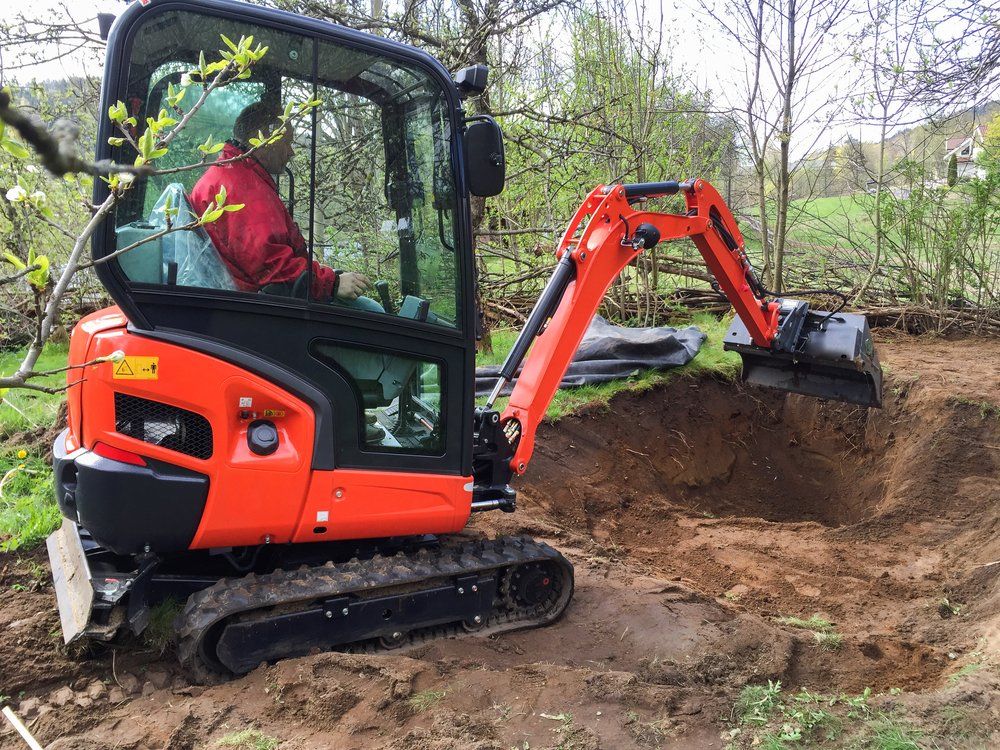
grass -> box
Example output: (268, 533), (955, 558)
(143, 598), (181, 654)
(1, 345), (68, 551)
(407, 689), (446, 712)
(540, 711), (592, 749)
(0, 344), (68, 438)
(726, 682), (986, 750)
(947, 661), (984, 684)
(477, 312), (742, 420)
(860, 719), (923, 749)
(774, 614), (835, 632)
(214, 729), (280, 750)
(774, 614), (843, 651)
(947, 395), (1000, 419)
(0, 448), (59, 551)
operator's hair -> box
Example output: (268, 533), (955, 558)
(233, 102), (284, 146)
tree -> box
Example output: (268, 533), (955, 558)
(911, 0), (1000, 110)
(947, 152), (958, 186)
(0, 36), (319, 398)
(849, 0), (932, 304)
(705, 0), (851, 292)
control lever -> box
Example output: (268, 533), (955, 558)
(375, 280), (396, 314)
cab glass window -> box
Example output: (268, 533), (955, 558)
(311, 341), (444, 455)
(115, 12), (314, 298)
(312, 41), (461, 328)
(110, 10), (462, 330)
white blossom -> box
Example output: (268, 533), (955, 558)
(5, 185), (27, 202)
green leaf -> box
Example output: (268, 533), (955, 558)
(26, 254), (49, 290)
(201, 207), (224, 224)
(148, 147), (169, 160)
(215, 184), (227, 206)
(107, 136), (125, 147)
(220, 33), (238, 52)
(1, 139), (29, 159)
(222, 203), (244, 212)
(138, 128), (155, 158)
(199, 141), (224, 155)
(3, 252), (26, 270)
(108, 101), (126, 123)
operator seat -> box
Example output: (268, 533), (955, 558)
(114, 183), (239, 290)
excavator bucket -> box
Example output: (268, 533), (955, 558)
(724, 302), (883, 408)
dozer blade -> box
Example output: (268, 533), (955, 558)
(46, 519), (97, 644)
(724, 305), (883, 408)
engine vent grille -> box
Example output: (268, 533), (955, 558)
(114, 393), (213, 460)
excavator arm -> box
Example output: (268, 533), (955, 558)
(472, 179), (881, 505)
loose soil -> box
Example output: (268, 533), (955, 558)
(3, 335), (1000, 748)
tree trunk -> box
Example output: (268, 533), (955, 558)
(772, 0), (796, 294)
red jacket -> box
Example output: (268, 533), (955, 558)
(190, 143), (337, 300)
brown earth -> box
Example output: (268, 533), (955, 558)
(3, 334), (1000, 748)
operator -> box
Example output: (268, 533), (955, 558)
(191, 102), (378, 309)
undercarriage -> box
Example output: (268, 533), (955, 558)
(48, 519), (573, 679)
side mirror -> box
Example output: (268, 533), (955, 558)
(464, 116), (505, 198)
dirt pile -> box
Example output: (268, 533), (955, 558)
(2, 335), (1000, 748)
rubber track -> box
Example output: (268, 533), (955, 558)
(175, 535), (573, 678)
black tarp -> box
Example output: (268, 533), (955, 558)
(475, 315), (705, 398)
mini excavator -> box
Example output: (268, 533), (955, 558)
(46, 0), (882, 678)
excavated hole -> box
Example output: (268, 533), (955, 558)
(525, 377), (890, 530)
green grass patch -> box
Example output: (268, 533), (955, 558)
(214, 729), (280, 750)
(407, 688), (446, 712)
(0, 344), (69, 439)
(774, 614), (843, 651)
(947, 661), (984, 684)
(143, 598), (181, 654)
(725, 682), (986, 750)
(478, 312), (741, 420)
(0, 346), (69, 551)
(0, 448), (59, 551)
(774, 614), (835, 632)
(861, 718), (923, 749)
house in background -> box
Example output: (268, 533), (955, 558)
(944, 125), (989, 180)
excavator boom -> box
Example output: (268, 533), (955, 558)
(483, 179), (882, 478)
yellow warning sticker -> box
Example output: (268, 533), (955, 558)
(112, 356), (159, 380)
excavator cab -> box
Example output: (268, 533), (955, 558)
(92, 0), (502, 471)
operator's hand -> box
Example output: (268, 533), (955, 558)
(335, 272), (371, 301)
